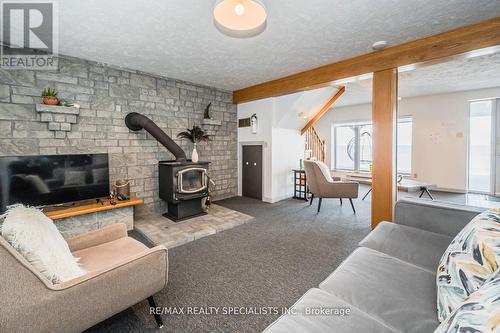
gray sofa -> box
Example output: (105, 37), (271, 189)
(264, 198), (486, 333)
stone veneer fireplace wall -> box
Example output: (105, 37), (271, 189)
(0, 55), (238, 217)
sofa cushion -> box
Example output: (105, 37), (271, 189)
(319, 247), (439, 333)
(72, 236), (149, 273)
(262, 288), (397, 333)
(434, 269), (500, 333)
(359, 221), (453, 272)
(315, 161), (334, 182)
(1, 205), (85, 283)
(437, 209), (500, 322)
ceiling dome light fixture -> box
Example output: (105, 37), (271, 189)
(213, 0), (267, 38)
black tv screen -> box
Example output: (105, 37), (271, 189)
(0, 154), (109, 213)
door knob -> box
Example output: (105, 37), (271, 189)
(253, 162), (257, 166)
(246, 162), (249, 165)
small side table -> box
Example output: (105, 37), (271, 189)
(293, 169), (309, 201)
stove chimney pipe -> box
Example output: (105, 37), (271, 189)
(125, 112), (187, 162)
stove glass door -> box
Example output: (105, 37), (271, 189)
(177, 167), (207, 193)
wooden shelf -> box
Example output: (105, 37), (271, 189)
(202, 118), (222, 126)
(43, 196), (144, 220)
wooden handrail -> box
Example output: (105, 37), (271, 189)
(305, 126), (326, 162)
(301, 86), (345, 135)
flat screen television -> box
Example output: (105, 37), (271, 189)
(0, 154), (109, 213)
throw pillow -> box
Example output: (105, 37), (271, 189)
(436, 209), (500, 322)
(1, 205), (85, 283)
(434, 268), (500, 333)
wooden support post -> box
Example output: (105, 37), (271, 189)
(371, 69), (397, 229)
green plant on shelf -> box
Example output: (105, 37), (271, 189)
(41, 88), (58, 97)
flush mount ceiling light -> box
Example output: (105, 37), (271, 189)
(213, 0), (267, 38)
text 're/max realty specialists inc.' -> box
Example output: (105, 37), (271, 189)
(150, 306), (352, 316)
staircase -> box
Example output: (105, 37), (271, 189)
(305, 126), (326, 162)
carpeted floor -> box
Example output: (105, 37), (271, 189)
(85, 194), (372, 333)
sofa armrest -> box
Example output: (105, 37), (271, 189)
(0, 241), (168, 333)
(56, 245), (168, 289)
(394, 198), (485, 237)
(67, 223), (128, 252)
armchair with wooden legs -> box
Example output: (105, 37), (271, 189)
(303, 160), (359, 213)
(0, 223), (168, 332)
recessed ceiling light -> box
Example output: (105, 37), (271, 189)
(213, 0), (267, 38)
(372, 41), (388, 51)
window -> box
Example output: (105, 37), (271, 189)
(468, 100), (494, 194)
(334, 122), (370, 171)
(334, 126), (355, 170)
(333, 119), (413, 174)
(397, 118), (413, 174)
(359, 124), (373, 172)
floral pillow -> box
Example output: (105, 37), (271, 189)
(436, 209), (500, 322)
(434, 269), (500, 333)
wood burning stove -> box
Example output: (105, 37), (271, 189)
(159, 161), (209, 221)
(125, 112), (210, 221)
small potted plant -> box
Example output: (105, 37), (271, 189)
(41, 88), (59, 105)
(177, 126), (210, 163)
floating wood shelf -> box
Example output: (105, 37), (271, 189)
(43, 196), (144, 220)
(202, 118), (222, 126)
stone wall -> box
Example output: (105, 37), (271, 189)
(56, 206), (134, 239)
(0, 55), (238, 217)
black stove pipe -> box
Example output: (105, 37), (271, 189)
(125, 112), (187, 161)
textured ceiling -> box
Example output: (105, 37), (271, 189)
(56, 0), (500, 91)
(334, 52), (500, 107)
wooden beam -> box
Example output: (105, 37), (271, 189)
(371, 69), (397, 229)
(301, 86), (345, 135)
(234, 16), (500, 103)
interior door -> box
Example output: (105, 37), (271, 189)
(242, 145), (262, 200)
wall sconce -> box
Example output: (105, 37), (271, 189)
(298, 112), (308, 120)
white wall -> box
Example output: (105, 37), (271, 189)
(315, 87), (500, 192)
(272, 128), (305, 201)
(236, 88), (332, 202)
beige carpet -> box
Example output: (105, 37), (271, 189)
(134, 204), (253, 248)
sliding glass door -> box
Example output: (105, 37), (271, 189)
(468, 100), (494, 194)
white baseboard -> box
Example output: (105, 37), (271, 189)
(262, 193), (294, 203)
(433, 187), (467, 194)
(262, 196), (273, 203)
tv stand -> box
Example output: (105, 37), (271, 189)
(42, 196), (144, 239)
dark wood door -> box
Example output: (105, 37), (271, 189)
(242, 145), (262, 200)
